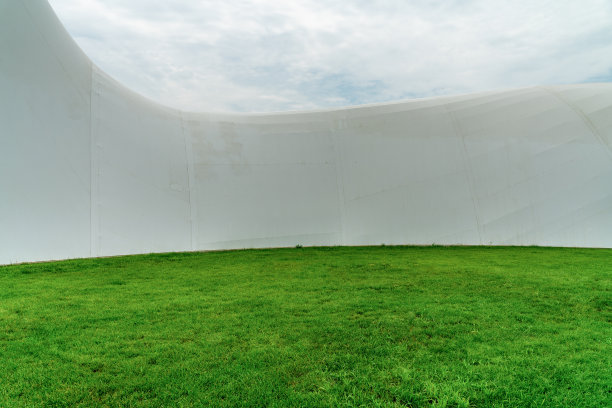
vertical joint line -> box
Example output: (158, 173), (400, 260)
(331, 115), (348, 245)
(181, 112), (197, 250)
(446, 105), (484, 244)
(89, 65), (97, 257)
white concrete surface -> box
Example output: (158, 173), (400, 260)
(2, 0), (612, 264)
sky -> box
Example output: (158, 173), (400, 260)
(48, 0), (612, 113)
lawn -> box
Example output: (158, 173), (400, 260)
(0, 246), (610, 407)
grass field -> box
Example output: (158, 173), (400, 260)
(0, 246), (610, 407)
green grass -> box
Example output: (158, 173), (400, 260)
(1, 246), (610, 407)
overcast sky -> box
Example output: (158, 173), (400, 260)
(48, 0), (612, 113)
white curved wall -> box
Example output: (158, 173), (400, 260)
(2, 0), (612, 264)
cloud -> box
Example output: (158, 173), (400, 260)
(48, 0), (612, 112)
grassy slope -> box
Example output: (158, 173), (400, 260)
(0, 246), (610, 407)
